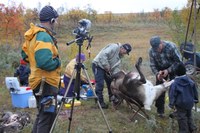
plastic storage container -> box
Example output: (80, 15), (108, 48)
(28, 95), (37, 108)
(11, 87), (33, 108)
(81, 84), (94, 97)
(86, 89), (94, 97)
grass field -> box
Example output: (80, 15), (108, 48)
(1, 22), (200, 133)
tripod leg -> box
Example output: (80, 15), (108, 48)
(49, 69), (77, 133)
(83, 68), (112, 132)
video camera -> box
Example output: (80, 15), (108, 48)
(73, 19), (91, 38)
(67, 19), (93, 46)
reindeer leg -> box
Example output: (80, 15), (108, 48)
(135, 57), (142, 69)
(135, 57), (146, 84)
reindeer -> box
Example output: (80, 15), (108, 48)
(110, 57), (173, 119)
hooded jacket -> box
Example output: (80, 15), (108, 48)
(21, 23), (61, 89)
(169, 75), (199, 110)
(14, 64), (30, 86)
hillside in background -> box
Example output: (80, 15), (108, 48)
(1, 1), (200, 48)
(1, 1), (200, 132)
(0, 22), (200, 133)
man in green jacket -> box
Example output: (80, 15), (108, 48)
(21, 5), (61, 133)
(92, 43), (132, 109)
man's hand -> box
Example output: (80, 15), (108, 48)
(157, 69), (168, 81)
(157, 73), (163, 81)
(157, 71), (164, 81)
(162, 69), (168, 78)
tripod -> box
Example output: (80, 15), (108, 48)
(50, 36), (112, 133)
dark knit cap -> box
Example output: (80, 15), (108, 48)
(175, 62), (186, 76)
(150, 36), (161, 49)
(39, 5), (58, 22)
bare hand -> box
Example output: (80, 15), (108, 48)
(157, 71), (164, 81)
(161, 69), (168, 78)
(157, 70), (168, 81)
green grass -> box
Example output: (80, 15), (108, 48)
(6, 89), (200, 133)
(1, 22), (200, 133)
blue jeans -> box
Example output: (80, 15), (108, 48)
(92, 63), (112, 103)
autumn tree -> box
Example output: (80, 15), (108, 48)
(151, 9), (161, 21)
(164, 0), (200, 46)
(97, 11), (113, 23)
(0, 3), (24, 46)
(66, 8), (88, 27)
(183, 0), (200, 41)
(84, 4), (97, 23)
(126, 13), (137, 23)
(161, 7), (173, 21)
(23, 8), (39, 29)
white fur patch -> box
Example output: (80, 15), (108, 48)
(122, 72), (171, 111)
(142, 80), (156, 110)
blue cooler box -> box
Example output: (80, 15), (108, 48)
(11, 87), (33, 108)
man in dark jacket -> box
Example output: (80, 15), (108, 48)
(169, 62), (198, 133)
(148, 36), (182, 117)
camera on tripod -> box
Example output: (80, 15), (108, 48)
(67, 19), (93, 45)
(51, 19), (112, 133)
(73, 19), (91, 38)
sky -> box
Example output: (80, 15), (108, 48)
(1, 0), (188, 13)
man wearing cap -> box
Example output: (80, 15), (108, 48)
(21, 5), (61, 133)
(59, 53), (88, 97)
(148, 36), (182, 118)
(92, 43), (132, 109)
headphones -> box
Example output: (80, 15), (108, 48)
(50, 18), (56, 24)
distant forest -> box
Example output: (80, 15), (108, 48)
(0, 0), (199, 46)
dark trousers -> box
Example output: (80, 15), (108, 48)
(92, 63), (112, 103)
(176, 107), (197, 133)
(155, 90), (165, 114)
(59, 75), (75, 97)
(32, 82), (58, 133)
(59, 75), (87, 97)
(155, 73), (175, 114)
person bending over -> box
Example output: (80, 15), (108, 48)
(92, 43), (132, 109)
(148, 36), (182, 117)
